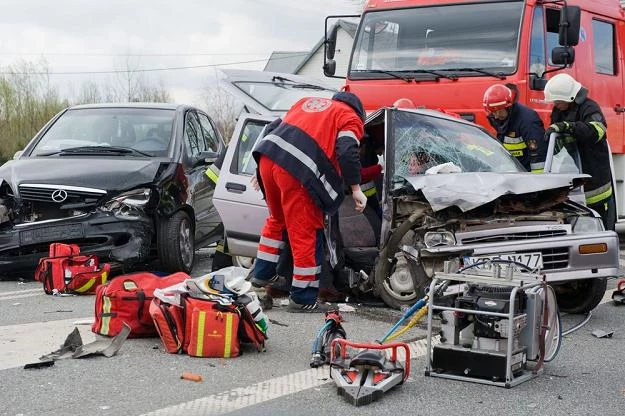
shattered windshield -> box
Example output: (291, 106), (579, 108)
(350, 1), (523, 78)
(391, 111), (522, 189)
(31, 108), (175, 157)
(233, 81), (335, 112)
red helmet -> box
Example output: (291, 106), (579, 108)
(393, 98), (416, 109)
(483, 84), (514, 113)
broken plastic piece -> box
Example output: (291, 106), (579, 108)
(591, 329), (614, 338)
(181, 371), (203, 382)
(24, 359), (55, 369)
(73, 323), (131, 358)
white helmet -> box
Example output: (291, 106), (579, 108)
(544, 73), (582, 103)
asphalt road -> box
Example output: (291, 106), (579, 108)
(0, 247), (624, 416)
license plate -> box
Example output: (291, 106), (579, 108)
(19, 223), (84, 245)
(463, 252), (543, 272)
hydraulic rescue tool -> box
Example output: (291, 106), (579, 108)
(330, 339), (410, 406)
(310, 311), (347, 368)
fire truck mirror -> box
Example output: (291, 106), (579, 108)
(558, 5), (581, 47)
(551, 46), (576, 66)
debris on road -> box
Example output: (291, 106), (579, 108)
(181, 371), (203, 382)
(591, 329), (614, 338)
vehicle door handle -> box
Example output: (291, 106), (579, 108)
(225, 182), (246, 192)
(615, 105), (625, 113)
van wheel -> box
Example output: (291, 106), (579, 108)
(553, 277), (607, 314)
(158, 211), (195, 273)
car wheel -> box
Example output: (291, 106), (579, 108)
(374, 218), (424, 310)
(233, 256), (254, 269)
(552, 277), (607, 314)
(158, 211), (195, 273)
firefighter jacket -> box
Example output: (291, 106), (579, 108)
(550, 93), (612, 204)
(488, 103), (547, 172)
(253, 97), (364, 215)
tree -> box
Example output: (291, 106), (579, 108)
(199, 82), (242, 143)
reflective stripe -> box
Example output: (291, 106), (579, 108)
(509, 150), (523, 157)
(291, 279), (320, 288)
(224, 313), (233, 358)
(293, 265), (322, 276)
(260, 236), (285, 249)
(196, 311), (206, 356)
(74, 278), (96, 293)
(586, 182), (613, 205)
(530, 161), (545, 173)
(503, 136), (524, 144)
(205, 165), (219, 184)
(257, 251), (280, 263)
(361, 181), (377, 197)
(101, 271), (108, 285)
(503, 142), (527, 151)
(337, 130), (359, 146)
(263, 135), (339, 201)
(101, 296), (111, 336)
(589, 121), (606, 141)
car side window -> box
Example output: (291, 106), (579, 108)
(183, 111), (204, 158)
(232, 120), (269, 175)
(197, 113), (219, 152)
(592, 19), (616, 75)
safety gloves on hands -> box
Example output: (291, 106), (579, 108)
(544, 122), (571, 141)
(351, 188), (367, 213)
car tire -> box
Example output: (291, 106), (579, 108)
(553, 277), (607, 314)
(158, 211), (195, 273)
(374, 218), (422, 310)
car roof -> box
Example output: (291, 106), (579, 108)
(67, 102), (187, 111)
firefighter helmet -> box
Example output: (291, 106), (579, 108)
(544, 73), (582, 103)
(483, 84), (514, 113)
(332, 91), (366, 121)
(393, 98), (417, 109)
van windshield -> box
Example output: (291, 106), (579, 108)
(350, 1), (524, 79)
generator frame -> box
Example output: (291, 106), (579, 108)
(424, 269), (546, 388)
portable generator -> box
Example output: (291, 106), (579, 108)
(425, 265), (561, 388)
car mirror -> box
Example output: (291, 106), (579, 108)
(559, 5), (581, 47)
(13, 150), (23, 160)
(529, 74), (547, 91)
(196, 151), (219, 166)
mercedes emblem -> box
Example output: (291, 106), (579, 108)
(51, 189), (68, 203)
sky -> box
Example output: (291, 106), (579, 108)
(0, 0), (362, 104)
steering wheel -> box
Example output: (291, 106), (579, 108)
(134, 136), (168, 151)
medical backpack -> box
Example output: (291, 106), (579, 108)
(92, 271), (190, 338)
(34, 243), (110, 295)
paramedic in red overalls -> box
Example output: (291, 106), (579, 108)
(249, 92), (367, 312)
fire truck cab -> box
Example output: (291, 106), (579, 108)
(324, 0), (625, 225)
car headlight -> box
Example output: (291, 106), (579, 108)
(572, 216), (604, 233)
(424, 231), (456, 248)
(103, 188), (152, 211)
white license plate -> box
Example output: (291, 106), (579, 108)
(464, 252), (543, 272)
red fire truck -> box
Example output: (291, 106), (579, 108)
(324, 0), (625, 221)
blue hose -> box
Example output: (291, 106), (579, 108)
(379, 297), (427, 343)
(312, 321), (334, 354)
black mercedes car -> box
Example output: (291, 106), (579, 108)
(0, 103), (224, 277)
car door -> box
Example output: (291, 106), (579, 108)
(213, 114), (274, 257)
(182, 110), (222, 244)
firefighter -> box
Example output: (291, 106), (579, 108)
(249, 92), (367, 312)
(543, 73), (616, 231)
(483, 84), (547, 172)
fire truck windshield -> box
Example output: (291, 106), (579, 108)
(349, 1), (524, 79)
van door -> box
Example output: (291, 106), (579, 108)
(212, 115), (274, 258)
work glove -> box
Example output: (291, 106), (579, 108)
(351, 188), (367, 213)
(544, 122), (571, 141)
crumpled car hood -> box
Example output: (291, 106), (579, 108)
(401, 172), (589, 212)
(0, 157), (168, 193)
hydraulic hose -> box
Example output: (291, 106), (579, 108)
(379, 297), (428, 343)
(384, 306), (428, 342)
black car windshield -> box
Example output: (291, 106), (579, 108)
(233, 81), (335, 112)
(350, 1), (523, 79)
(391, 111), (522, 189)
(30, 107), (176, 157)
